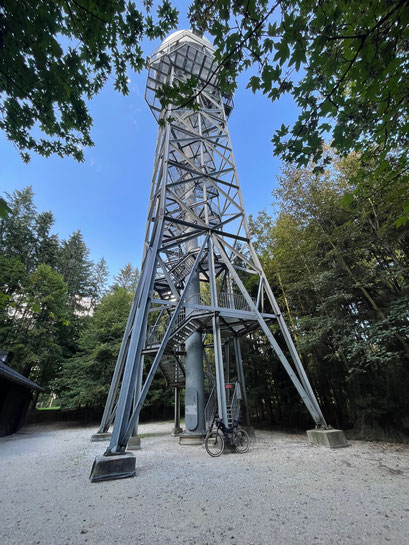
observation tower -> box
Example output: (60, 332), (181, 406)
(90, 30), (346, 482)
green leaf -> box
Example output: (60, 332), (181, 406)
(247, 76), (261, 93)
(395, 216), (408, 228)
(273, 39), (290, 66)
(341, 193), (354, 207)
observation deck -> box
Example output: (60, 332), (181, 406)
(145, 29), (233, 119)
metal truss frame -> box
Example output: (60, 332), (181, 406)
(96, 31), (327, 457)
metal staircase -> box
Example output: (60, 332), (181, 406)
(143, 307), (205, 389)
(205, 381), (242, 430)
(144, 311), (200, 351)
(158, 355), (185, 388)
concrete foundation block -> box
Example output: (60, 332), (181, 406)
(90, 452), (136, 482)
(178, 433), (204, 445)
(171, 426), (183, 437)
(127, 436), (141, 450)
(307, 428), (348, 448)
(91, 432), (112, 442)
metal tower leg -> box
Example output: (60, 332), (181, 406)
(91, 237), (209, 481)
(233, 336), (250, 426)
(213, 234), (324, 426)
(127, 356), (144, 450)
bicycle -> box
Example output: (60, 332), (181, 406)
(205, 417), (250, 457)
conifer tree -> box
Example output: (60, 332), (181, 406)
(112, 262), (140, 292)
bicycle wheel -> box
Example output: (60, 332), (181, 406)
(235, 429), (249, 453)
(205, 430), (224, 457)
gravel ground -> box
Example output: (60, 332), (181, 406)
(1, 421), (409, 545)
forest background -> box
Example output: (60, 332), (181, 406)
(1, 156), (408, 439)
(1, 0), (408, 439)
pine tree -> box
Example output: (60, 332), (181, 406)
(112, 262), (140, 291)
(58, 230), (94, 313)
(90, 257), (109, 308)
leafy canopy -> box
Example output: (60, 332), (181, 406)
(188, 0), (409, 171)
(0, 0), (178, 162)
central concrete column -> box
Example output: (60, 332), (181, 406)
(179, 177), (206, 445)
(179, 272), (206, 444)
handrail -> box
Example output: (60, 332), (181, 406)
(184, 291), (256, 311)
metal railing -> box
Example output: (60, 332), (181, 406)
(218, 292), (254, 311)
(185, 291), (255, 311)
(168, 252), (197, 282)
(147, 307), (188, 345)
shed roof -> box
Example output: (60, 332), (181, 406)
(0, 362), (44, 392)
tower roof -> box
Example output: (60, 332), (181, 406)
(160, 29), (214, 52)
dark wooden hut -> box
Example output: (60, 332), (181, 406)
(0, 351), (43, 437)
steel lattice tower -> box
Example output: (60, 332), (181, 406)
(90, 30), (340, 482)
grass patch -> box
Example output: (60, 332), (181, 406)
(36, 406), (61, 411)
(138, 431), (170, 439)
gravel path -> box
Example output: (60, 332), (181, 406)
(1, 421), (408, 545)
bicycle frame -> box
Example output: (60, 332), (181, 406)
(213, 418), (239, 446)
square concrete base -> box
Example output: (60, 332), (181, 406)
(91, 432), (112, 442)
(307, 428), (348, 448)
(178, 434), (204, 445)
(90, 452), (136, 482)
(127, 436), (141, 450)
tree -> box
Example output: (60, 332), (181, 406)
(55, 285), (173, 414)
(54, 287), (133, 410)
(0, 187), (59, 271)
(188, 0), (408, 160)
(0, 188), (75, 391)
(0, 0), (178, 162)
(248, 153), (409, 437)
(0, 197), (10, 219)
(58, 230), (94, 313)
(91, 257), (109, 307)
(0, 263), (70, 388)
(0, 187), (36, 268)
(112, 262), (139, 291)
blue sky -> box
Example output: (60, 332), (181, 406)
(0, 4), (298, 280)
